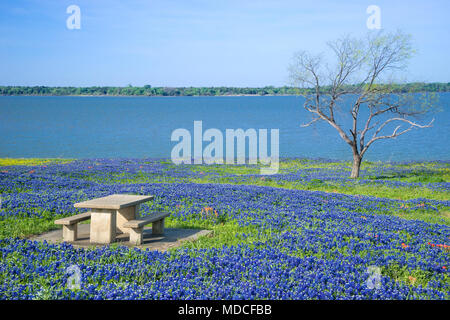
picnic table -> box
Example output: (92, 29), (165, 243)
(73, 194), (153, 244)
(55, 194), (170, 245)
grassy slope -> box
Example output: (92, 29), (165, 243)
(0, 158), (449, 294)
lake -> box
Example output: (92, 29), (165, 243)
(0, 94), (448, 161)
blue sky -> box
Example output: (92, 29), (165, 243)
(0, 0), (449, 87)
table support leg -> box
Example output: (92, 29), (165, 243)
(90, 210), (116, 244)
(129, 227), (143, 245)
(116, 204), (139, 234)
(152, 219), (165, 235)
(63, 224), (77, 242)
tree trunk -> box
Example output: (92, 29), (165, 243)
(350, 154), (362, 178)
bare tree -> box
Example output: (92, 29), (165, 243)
(289, 31), (436, 178)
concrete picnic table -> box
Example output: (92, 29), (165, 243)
(74, 194), (154, 244)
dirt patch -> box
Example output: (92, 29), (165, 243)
(31, 224), (213, 251)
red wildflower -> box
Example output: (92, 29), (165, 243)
(428, 242), (450, 252)
(201, 206), (214, 217)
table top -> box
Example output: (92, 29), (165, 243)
(74, 194), (154, 210)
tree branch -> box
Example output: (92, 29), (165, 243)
(361, 118), (434, 156)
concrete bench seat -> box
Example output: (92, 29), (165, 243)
(123, 211), (170, 245)
(54, 212), (91, 242)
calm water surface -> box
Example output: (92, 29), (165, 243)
(0, 95), (448, 161)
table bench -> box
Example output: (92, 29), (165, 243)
(123, 211), (170, 245)
(54, 212), (91, 242)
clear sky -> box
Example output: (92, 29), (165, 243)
(0, 0), (449, 87)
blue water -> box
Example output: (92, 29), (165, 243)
(0, 95), (448, 161)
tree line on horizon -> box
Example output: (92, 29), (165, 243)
(0, 82), (449, 96)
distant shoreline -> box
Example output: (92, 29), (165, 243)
(0, 94), (300, 97)
(1, 92), (448, 98)
(1, 82), (449, 97)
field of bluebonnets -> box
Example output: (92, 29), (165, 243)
(0, 158), (449, 300)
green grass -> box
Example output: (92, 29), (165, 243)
(366, 169), (449, 183)
(171, 220), (275, 251)
(0, 158), (74, 166)
(382, 264), (449, 289)
(0, 216), (61, 239)
(187, 176), (450, 201)
(381, 207), (450, 226)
